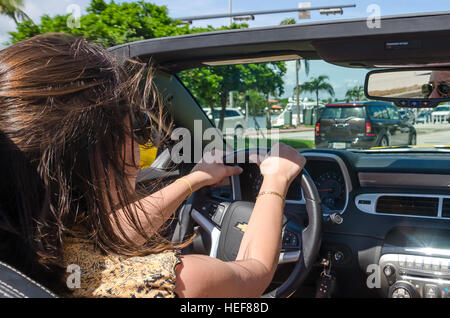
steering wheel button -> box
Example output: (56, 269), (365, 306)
(211, 204), (227, 225)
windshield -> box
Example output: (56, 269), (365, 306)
(321, 107), (365, 120)
(178, 60), (449, 153)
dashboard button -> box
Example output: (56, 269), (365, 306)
(414, 257), (423, 270)
(398, 255), (406, 267)
(441, 260), (449, 273)
(432, 259), (441, 272)
(406, 257), (415, 269)
(424, 285), (440, 298)
(423, 258), (432, 271)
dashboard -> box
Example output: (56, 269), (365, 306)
(237, 160), (347, 215)
(204, 149), (450, 298)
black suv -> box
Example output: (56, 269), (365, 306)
(315, 101), (416, 149)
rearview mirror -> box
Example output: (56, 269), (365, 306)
(364, 68), (450, 108)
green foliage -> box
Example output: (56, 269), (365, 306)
(237, 137), (314, 151)
(8, 0), (248, 47)
(9, 0), (188, 46)
(299, 75), (335, 108)
(345, 85), (364, 101)
(280, 18), (296, 25)
(7, 0), (285, 130)
(0, 0), (30, 24)
(179, 62), (287, 130)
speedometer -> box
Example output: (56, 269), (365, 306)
(316, 171), (346, 211)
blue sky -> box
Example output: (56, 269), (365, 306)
(1, 1), (449, 99)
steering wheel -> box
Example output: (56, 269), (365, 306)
(172, 149), (322, 298)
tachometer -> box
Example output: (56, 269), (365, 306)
(316, 171), (346, 211)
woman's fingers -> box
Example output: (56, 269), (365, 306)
(224, 165), (243, 176)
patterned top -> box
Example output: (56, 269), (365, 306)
(60, 235), (181, 298)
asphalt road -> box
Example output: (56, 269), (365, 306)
(416, 124), (450, 145)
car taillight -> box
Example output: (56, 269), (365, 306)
(365, 122), (375, 136)
(315, 122), (320, 136)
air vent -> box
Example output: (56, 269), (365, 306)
(443, 199), (450, 218)
(376, 196), (439, 217)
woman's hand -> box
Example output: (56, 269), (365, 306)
(186, 150), (243, 191)
(258, 143), (306, 193)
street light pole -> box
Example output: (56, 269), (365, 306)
(177, 4), (356, 24)
(296, 60), (300, 126)
(229, 0), (232, 26)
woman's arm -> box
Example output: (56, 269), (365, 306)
(113, 155), (243, 244)
(175, 143), (306, 297)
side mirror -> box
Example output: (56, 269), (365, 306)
(364, 67), (450, 108)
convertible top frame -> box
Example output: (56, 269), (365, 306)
(109, 11), (450, 72)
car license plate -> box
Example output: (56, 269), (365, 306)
(331, 142), (347, 149)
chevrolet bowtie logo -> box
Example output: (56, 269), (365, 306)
(235, 222), (248, 233)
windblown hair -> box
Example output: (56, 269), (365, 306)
(0, 33), (180, 289)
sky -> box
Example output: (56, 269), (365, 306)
(1, 0), (450, 99)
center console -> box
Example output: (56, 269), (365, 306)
(379, 254), (450, 298)
(379, 227), (450, 298)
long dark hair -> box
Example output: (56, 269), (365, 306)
(0, 33), (181, 289)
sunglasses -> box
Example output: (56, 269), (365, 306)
(133, 111), (152, 146)
(422, 83), (450, 98)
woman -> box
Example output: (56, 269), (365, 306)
(0, 33), (306, 298)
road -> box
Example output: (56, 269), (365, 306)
(416, 125), (450, 145)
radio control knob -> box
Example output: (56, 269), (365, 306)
(389, 282), (417, 298)
(383, 265), (395, 277)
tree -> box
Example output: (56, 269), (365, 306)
(345, 85), (364, 101)
(7, 0), (285, 131)
(280, 18), (296, 25)
(0, 0), (30, 24)
(300, 75), (335, 109)
(180, 62), (286, 130)
(8, 0), (247, 47)
(8, 0), (196, 46)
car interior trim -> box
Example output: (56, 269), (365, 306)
(355, 193), (450, 219)
(191, 210), (221, 258)
(301, 152), (353, 214)
(359, 172), (450, 188)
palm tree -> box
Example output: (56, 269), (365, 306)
(345, 85), (364, 101)
(300, 75), (335, 110)
(0, 0), (30, 24)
